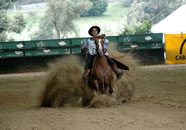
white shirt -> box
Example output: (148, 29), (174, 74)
(82, 38), (109, 56)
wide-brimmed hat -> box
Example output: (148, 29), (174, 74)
(88, 26), (101, 36)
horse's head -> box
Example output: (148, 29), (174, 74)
(94, 34), (105, 56)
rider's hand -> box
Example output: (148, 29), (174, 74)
(81, 46), (88, 54)
(104, 48), (107, 53)
(84, 46), (88, 49)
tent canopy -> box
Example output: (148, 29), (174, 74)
(151, 5), (186, 34)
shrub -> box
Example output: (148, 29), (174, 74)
(81, 0), (108, 17)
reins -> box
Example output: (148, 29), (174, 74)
(111, 47), (136, 59)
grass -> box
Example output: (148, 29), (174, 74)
(7, 1), (129, 41)
(74, 2), (129, 37)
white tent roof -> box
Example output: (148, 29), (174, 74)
(151, 5), (186, 34)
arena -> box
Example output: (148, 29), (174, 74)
(0, 55), (186, 130)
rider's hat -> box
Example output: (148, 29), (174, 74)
(88, 26), (101, 36)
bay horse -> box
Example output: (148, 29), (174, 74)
(88, 34), (114, 94)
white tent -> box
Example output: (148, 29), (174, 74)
(151, 5), (186, 34)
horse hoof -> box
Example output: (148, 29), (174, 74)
(122, 100), (127, 103)
(109, 89), (113, 94)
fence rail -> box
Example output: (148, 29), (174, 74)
(0, 33), (164, 63)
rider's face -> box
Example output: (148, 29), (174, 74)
(92, 28), (98, 37)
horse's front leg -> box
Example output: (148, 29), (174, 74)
(109, 79), (114, 94)
(93, 80), (99, 93)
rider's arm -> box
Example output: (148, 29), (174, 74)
(103, 39), (109, 52)
(81, 40), (88, 53)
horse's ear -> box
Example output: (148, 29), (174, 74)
(102, 34), (105, 39)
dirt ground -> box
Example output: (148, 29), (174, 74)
(0, 64), (186, 130)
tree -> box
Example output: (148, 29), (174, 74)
(122, 0), (135, 7)
(0, 0), (26, 42)
(0, 0), (16, 10)
(33, 0), (92, 40)
(126, 0), (186, 26)
(81, 0), (108, 17)
(121, 0), (186, 35)
(30, 16), (54, 40)
(9, 14), (26, 33)
(121, 20), (152, 35)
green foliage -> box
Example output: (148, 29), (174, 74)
(10, 14), (26, 33)
(121, 26), (133, 35)
(81, 0), (108, 17)
(134, 20), (152, 34)
(0, 32), (7, 42)
(33, 0), (92, 40)
(0, 11), (9, 33)
(121, 20), (152, 35)
(127, 0), (186, 26)
(0, 0), (16, 10)
(0, 0), (26, 42)
(122, 0), (134, 7)
(30, 17), (54, 40)
(0, 10), (9, 42)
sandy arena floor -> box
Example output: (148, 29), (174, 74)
(0, 64), (186, 130)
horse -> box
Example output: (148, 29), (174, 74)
(88, 34), (114, 94)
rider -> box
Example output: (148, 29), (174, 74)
(81, 26), (124, 82)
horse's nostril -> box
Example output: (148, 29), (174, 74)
(98, 50), (102, 53)
(99, 51), (103, 55)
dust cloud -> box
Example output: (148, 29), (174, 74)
(40, 43), (137, 108)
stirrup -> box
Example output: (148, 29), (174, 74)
(117, 71), (124, 80)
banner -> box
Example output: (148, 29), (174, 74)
(165, 34), (186, 64)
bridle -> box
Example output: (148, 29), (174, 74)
(92, 37), (110, 76)
(94, 38), (105, 56)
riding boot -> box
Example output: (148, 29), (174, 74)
(82, 69), (89, 83)
(111, 64), (124, 80)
